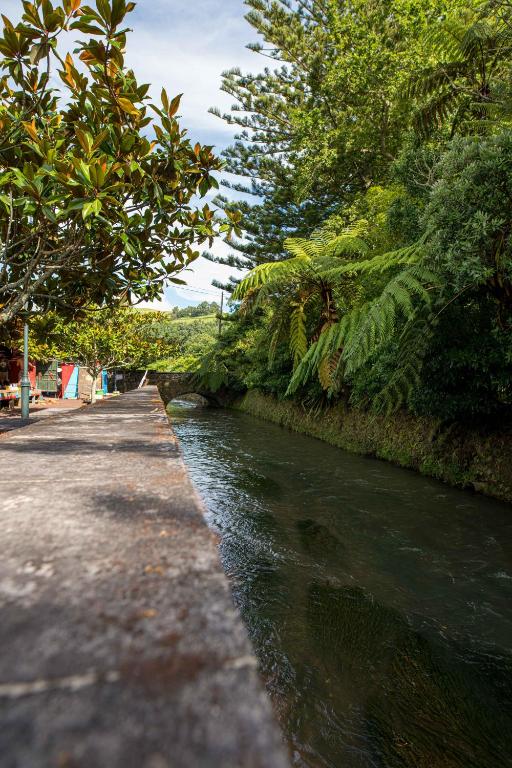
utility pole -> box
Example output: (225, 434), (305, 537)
(218, 291), (224, 338)
(20, 317), (30, 421)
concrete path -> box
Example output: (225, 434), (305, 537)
(0, 400), (83, 435)
(0, 388), (289, 768)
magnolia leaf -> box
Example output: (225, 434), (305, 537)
(118, 97), (140, 116)
(79, 48), (98, 63)
(29, 43), (48, 65)
(82, 198), (102, 219)
(168, 93), (182, 117)
(22, 120), (38, 141)
(161, 87), (169, 113)
(75, 128), (92, 153)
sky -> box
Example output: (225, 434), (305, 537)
(125, 0), (258, 309)
(3, 0), (259, 308)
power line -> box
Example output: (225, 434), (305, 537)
(171, 284), (224, 296)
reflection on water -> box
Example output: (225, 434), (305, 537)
(168, 399), (512, 768)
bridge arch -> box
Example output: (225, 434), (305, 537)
(148, 372), (224, 407)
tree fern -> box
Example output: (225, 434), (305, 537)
(342, 265), (438, 376)
(286, 306), (367, 395)
(409, 9), (512, 137)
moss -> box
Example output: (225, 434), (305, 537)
(234, 390), (512, 504)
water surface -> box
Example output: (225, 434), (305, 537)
(169, 400), (512, 768)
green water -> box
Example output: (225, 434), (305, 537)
(168, 400), (512, 768)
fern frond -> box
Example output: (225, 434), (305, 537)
(289, 301), (308, 368)
(321, 240), (423, 281)
(232, 256), (307, 300)
(284, 236), (322, 260)
(267, 305), (289, 369)
(232, 262), (281, 299)
(409, 61), (469, 99)
(286, 321), (341, 395)
(413, 88), (461, 137)
(318, 348), (342, 392)
(324, 233), (370, 258)
(372, 311), (435, 414)
(423, 20), (463, 61)
(461, 20), (499, 59)
(342, 265), (437, 375)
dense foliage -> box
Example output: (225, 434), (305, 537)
(200, 0), (512, 422)
(0, 0), (239, 327)
(207, 0), (448, 280)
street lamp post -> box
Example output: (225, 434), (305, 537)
(20, 320), (30, 421)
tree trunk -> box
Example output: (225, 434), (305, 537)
(89, 368), (98, 404)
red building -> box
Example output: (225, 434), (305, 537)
(0, 346), (39, 408)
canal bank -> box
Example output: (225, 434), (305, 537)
(0, 387), (289, 768)
(234, 389), (512, 504)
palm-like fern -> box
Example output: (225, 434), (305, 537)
(232, 229), (369, 300)
(410, 10), (512, 136)
(342, 264), (438, 375)
(286, 239), (441, 410)
(234, 226), (446, 411)
(232, 228), (369, 370)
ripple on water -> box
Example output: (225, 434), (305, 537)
(168, 403), (512, 768)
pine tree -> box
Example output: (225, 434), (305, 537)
(207, 0), (447, 285)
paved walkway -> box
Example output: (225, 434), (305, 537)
(0, 400), (84, 435)
(0, 388), (289, 768)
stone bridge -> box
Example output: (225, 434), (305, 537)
(148, 371), (232, 407)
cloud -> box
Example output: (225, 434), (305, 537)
(139, 238), (241, 311)
(127, 0), (258, 148)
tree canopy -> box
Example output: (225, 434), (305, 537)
(197, 0), (512, 422)
(207, 0), (449, 281)
(29, 306), (165, 400)
(0, 0), (239, 326)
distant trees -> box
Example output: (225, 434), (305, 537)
(29, 308), (165, 402)
(171, 301), (220, 319)
(0, 0), (238, 327)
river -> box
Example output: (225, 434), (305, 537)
(168, 400), (512, 768)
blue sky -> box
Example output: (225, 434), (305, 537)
(3, 0), (258, 308)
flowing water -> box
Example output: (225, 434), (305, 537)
(168, 400), (512, 768)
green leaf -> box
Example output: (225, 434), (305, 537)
(82, 198), (102, 219)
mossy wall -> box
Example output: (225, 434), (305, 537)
(234, 390), (512, 504)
